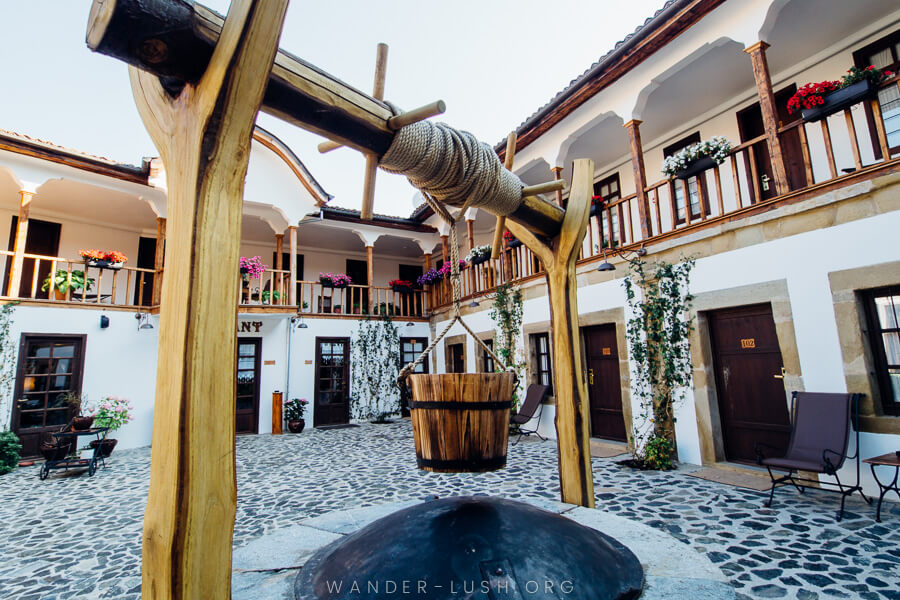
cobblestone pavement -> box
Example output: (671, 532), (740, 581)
(0, 421), (897, 599)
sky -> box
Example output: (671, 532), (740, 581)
(0, 0), (665, 217)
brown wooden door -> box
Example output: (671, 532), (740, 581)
(4, 217), (61, 299)
(236, 338), (261, 434)
(583, 324), (627, 442)
(737, 85), (807, 203)
(11, 334), (86, 457)
(709, 304), (791, 464)
(346, 259), (368, 311)
(133, 236), (156, 306)
(448, 343), (465, 373)
(314, 337), (350, 426)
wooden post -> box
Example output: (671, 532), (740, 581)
(440, 235), (449, 264)
(288, 225), (298, 306)
(124, 1), (288, 598)
(275, 233), (283, 269)
(272, 391), (283, 435)
(466, 218), (475, 251)
(152, 217), (166, 306)
(505, 158), (595, 508)
(7, 190), (34, 297)
(551, 166), (564, 207)
(366, 245), (375, 313)
(623, 120), (653, 238)
(745, 41), (790, 196)
(423, 252), (432, 310)
(491, 133), (517, 259)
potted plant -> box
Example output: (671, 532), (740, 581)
(352, 302), (362, 314)
(0, 430), (21, 475)
(284, 398), (308, 433)
(41, 269), (94, 300)
(439, 259), (467, 278)
(590, 195), (604, 217)
(789, 65), (893, 122)
(389, 279), (415, 294)
(65, 393), (95, 430)
(79, 249), (128, 270)
(319, 272), (351, 288)
(39, 433), (70, 462)
(417, 268), (443, 286)
(662, 136), (732, 180)
(261, 290), (281, 304)
(89, 396), (132, 457)
(504, 230), (522, 248)
(239, 256), (267, 287)
(466, 244), (492, 266)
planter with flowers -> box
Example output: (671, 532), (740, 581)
(417, 268), (443, 287)
(319, 272), (351, 288)
(89, 396), (133, 458)
(389, 279), (415, 294)
(662, 136), (733, 180)
(80, 249), (128, 270)
(439, 259), (466, 279)
(590, 196), (605, 217)
(65, 393), (95, 431)
(789, 65), (893, 122)
(503, 230), (522, 249)
(284, 398), (308, 433)
(239, 256), (267, 288)
(466, 244), (492, 266)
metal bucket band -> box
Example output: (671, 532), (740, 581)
(409, 400), (512, 411)
(415, 455), (507, 471)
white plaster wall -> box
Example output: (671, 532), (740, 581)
(244, 139), (319, 224)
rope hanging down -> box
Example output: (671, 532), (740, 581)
(397, 193), (516, 387)
(380, 119), (524, 216)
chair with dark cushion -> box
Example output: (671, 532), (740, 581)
(510, 384), (549, 444)
(756, 391), (869, 521)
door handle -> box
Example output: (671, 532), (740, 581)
(773, 367), (786, 380)
(588, 368), (594, 386)
(761, 173), (771, 191)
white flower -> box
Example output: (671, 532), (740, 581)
(662, 136), (732, 177)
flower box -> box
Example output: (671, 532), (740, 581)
(800, 80), (875, 122)
(319, 272), (351, 288)
(390, 279), (416, 294)
(470, 253), (491, 266)
(507, 238), (522, 249)
(86, 259), (123, 270)
(674, 156), (718, 180)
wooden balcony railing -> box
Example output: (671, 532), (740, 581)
(295, 282), (427, 318)
(432, 80), (900, 311)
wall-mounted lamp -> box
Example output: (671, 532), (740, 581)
(291, 314), (308, 329)
(406, 322), (415, 327)
(100, 314), (110, 329)
(468, 299), (480, 308)
(135, 313), (154, 331)
(595, 245), (648, 273)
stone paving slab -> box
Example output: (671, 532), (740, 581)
(0, 420), (898, 599)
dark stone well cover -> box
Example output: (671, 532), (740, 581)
(295, 496), (643, 599)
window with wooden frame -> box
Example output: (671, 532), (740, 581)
(663, 132), (709, 224)
(530, 332), (553, 395)
(480, 338), (495, 373)
(853, 29), (900, 159)
(863, 285), (900, 416)
(400, 337), (429, 374)
(593, 173), (622, 248)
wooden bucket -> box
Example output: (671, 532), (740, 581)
(408, 373), (514, 472)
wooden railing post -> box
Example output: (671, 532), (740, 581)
(745, 41), (790, 196)
(551, 166), (564, 207)
(152, 217), (166, 305)
(440, 234), (449, 265)
(288, 225), (298, 306)
(7, 190), (35, 297)
(275, 232), (284, 304)
(623, 120), (653, 238)
(123, 1), (289, 597)
(366, 245), (375, 313)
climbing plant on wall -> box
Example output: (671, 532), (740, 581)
(623, 258), (695, 470)
(489, 282), (526, 408)
(350, 314), (400, 423)
(0, 303), (17, 430)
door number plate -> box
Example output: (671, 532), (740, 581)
(740, 338), (756, 349)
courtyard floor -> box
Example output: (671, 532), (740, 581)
(0, 421), (897, 600)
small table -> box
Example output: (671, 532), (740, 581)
(863, 452), (900, 522)
(39, 427), (110, 480)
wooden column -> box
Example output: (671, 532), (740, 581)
(275, 233), (283, 269)
(745, 41), (790, 196)
(466, 219), (475, 251)
(423, 252), (433, 310)
(152, 217), (166, 306)
(424, 252), (432, 271)
(623, 120), (653, 238)
(505, 158), (595, 508)
(125, 2), (289, 598)
(551, 166), (564, 207)
(288, 226), (298, 306)
(7, 190), (34, 297)
(366, 245), (375, 313)
(440, 234), (449, 264)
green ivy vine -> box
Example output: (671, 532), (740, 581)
(0, 303), (20, 475)
(350, 314), (400, 423)
(623, 257), (695, 470)
(488, 282), (525, 408)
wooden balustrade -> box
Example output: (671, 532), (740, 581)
(293, 281), (427, 318)
(239, 268), (290, 306)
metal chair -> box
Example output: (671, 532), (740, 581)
(510, 384), (549, 445)
(755, 391), (870, 521)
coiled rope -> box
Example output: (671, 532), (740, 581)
(380, 119), (523, 216)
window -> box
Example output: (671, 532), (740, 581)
(480, 338), (495, 373)
(400, 337), (429, 374)
(853, 29), (900, 157)
(864, 286), (900, 415)
(531, 333), (553, 395)
(593, 173), (621, 247)
(663, 132), (708, 224)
